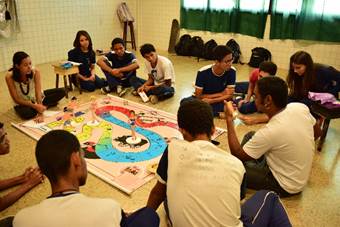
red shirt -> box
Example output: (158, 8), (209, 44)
(249, 68), (260, 86)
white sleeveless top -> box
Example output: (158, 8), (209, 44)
(12, 72), (36, 104)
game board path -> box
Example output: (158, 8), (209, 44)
(91, 105), (168, 163)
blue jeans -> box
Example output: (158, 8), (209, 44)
(130, 77), (175, 100)
(79, 75), (107, 92)
(103, 70), (138, 89)
(121, 207), (159, 227)
(238, 101), (258, 114)
(235, 81), (249, 94)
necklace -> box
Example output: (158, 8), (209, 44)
(19, 81), (30, 95)
(47, 189), (79, 199)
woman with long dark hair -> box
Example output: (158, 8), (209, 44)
(287, 51), (340, 106)
(5, 51), (65, 120)
(68, 30), (106, 91)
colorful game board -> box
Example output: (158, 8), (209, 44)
(12, 95), (226, 194)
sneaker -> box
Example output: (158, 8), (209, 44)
(132, 90), (138, 96)
(101, 85), (111, 94)
(149, 95), (158, 104)
(118, 87), (127, 97)
(117, 85), (123, 94)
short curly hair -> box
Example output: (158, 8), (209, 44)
(177, 99), (214, 138)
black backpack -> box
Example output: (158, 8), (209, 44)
(175, 34), (192, 56)
(226, 39), (242, 64)
(202, 39), (217, 60)
(190, 36), (204, 58)
(248, 47), (272, 68)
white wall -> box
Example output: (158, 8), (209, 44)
(0, 0), (126, 72)
(136, 0), (340, 70)
(2, 0), (340, 71)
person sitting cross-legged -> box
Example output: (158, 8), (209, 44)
(131, 43), (175, 104)
(97, 38), (140, 97)
(235, 61), (277, 125)
(13, 130), (159, 227)
(225, 76), (321, 197)
(194, 45), (236, 117)
(147, 99), (291, 227)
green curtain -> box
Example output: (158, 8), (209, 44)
(270, 0), (340, 42)
(180, 0), (268, 38)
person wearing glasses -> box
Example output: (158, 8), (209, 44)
(194, 45), (236, 117)
(0, 122), (43, 212)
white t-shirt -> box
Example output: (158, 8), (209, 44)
(243, 103), (316, 194)
(145, 55), (175, 86)
(156, 139), (245, 227)
(13, 193), (122, 227)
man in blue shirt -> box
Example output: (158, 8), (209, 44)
(194, 45), (236, 117)
(97, 38), (140, 97)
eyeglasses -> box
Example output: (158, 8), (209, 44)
(224, 57), (234, 64)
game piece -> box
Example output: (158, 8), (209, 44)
(87, 96), (100, 126)
(126, 110), (142, 145)
(138, 91), (149, 102)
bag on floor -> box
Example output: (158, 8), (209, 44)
(190, 36), (204, 58)
(202, 39), (217, 60)
(175, 34), (192, 56)
(226, 39), (242, 64)
(248, 47), (272, 68)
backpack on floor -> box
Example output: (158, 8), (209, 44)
(226, 39), (242, 64)
(248, 47), (272, 68)
(202, 39), (217, 60)
(190, 36), (204, 59)
(175, 34), (192, 56)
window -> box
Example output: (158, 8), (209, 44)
(273, 0), (303, 14)
(181, 0), (270, 38)
(239, 0), (270, 12)
(313, 1), (340, 16)
(271, 0), (340, 42)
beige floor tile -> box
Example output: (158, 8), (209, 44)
(0, 51), (339, 226)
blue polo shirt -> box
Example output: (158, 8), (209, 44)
(195, 65), (236, 94)
(105, 51), (137, 77)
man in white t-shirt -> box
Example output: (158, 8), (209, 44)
(146, 99), (292, 227)
(225, 76), (319, 197)
(13, 130), (159, 227)
(132, 43), (175, 104)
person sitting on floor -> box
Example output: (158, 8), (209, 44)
(97, 38), (140, 97)
(0, 122), (43, 212)
(68, 30), (107, 92)
(5, 51), (65, 121)
(13, 130), (159, 227)
(235, 61), (277, 125)
(131, 43), (175, 104)
(146, 99), (291, 227)
(225, 76), (320, 197)
(194, 45), (236, 117)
